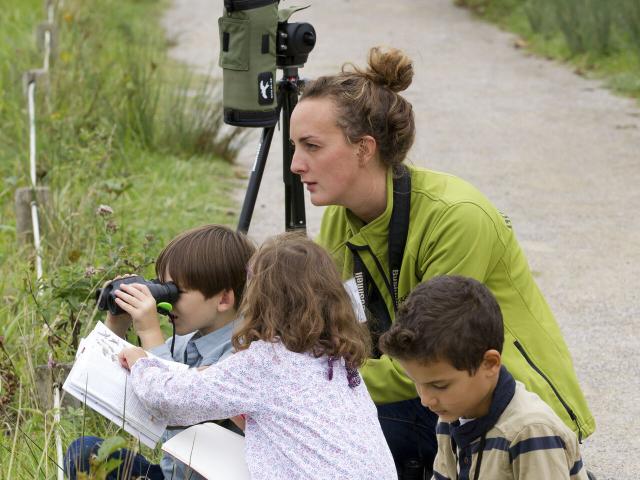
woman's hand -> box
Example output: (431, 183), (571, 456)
(119, 346), (148, 371)
(114, 283), (165, 349)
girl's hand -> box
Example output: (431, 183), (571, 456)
(230, 415), (246, 432)
(114, 283), (164, 349)
(119, 346), (148, 371)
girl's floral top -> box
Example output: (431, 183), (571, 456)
(131, 340), (397, 480)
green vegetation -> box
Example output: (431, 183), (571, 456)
(455, 0), (640, 100)
(0, 0), (245, 476)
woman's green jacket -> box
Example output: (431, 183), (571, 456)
(317, 165), (595, 439)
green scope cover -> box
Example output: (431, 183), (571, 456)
(219, 0), (279, 127)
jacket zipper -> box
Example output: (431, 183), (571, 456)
(513, 340), (583, 442)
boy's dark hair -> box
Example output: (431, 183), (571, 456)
(156, 225), (255, 309)
(379, 275), (504, 373)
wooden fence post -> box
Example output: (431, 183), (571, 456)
(14, 186), (52, 245)
(34, 363), (80, 410)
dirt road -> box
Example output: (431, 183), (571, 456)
(163, 1), (640, 477)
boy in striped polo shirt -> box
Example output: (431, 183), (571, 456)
(379, 275), (588, 480)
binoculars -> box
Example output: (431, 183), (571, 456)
(95, 276), (179, 315)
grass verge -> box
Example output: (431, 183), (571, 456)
(455, 0), (640, 101)
(0, 0), (246, 476)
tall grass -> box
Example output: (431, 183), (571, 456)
(455, 0), (640, 98)
(555, 0), (612, 56)
(523, 0), (556, 38)
(619, 0), (640, 60)
(0, 0), (247, 476)
(162, 71), (249, 160)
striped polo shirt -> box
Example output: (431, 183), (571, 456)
(433, 367), (587, 479)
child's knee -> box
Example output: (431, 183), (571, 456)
(64, 436), (102, 478)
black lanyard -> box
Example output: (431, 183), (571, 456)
(452, 434), (486, 480)
(348, 166), (411, 349)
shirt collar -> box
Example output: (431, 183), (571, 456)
(449, 366), (516, 449)
(347, 168), (393, 233)
(344, 167), (395, 242)
(191, 319), (237, 362)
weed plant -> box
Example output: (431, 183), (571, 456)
(455, 0), (640, 99)
(1, 0), (247, 477)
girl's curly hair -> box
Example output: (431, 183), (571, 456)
(233, 232), (371, 369)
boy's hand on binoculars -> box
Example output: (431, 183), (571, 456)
(114, 283), (164, 349)
(118, 346), (147, 371)
(104, 274), (136, 338)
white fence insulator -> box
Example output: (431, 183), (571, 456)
(28, 81), (37, 186)
(54, 385), (64, 480)
(27, 80), (44, 283)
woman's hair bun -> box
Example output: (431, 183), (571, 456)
(365, 46), (413, 93)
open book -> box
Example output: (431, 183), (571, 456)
(62, 321), (187, 448)
(162, 422), (250, 479)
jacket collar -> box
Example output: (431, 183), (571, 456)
(344, 167), (395, 246)
(449, 366), (516, 449)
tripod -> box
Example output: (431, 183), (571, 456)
(237, 67), (307, 235)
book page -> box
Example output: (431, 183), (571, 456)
(63, 322), (188, 448)
(162, 423), (250, 479)
(64, 347), (165, 447)
(65, 378), (159, 447)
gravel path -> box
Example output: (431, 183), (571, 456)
(163, 1), (640, 478)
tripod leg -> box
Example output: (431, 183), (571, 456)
(236, 72), (306, 234)
(237, 126), (276, 234)
(281, 80), (306, 232)
(284, 172), (306, 231)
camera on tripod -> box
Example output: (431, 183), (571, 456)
(219, 0), (316, 128)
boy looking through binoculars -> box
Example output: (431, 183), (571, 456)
(65, 224), (255, 480)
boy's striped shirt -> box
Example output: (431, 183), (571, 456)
(433, 374), (588, 479)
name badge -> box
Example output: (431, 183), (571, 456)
(344, 278), (367, 323)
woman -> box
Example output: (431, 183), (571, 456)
(289, 46), (594, 477)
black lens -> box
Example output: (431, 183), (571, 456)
(147, 282), (179, 305)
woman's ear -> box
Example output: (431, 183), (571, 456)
(357, 135), (378, 166)
(217, 289), (236, 312)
